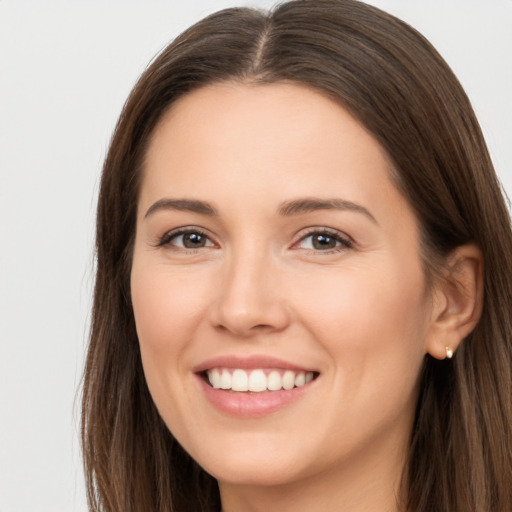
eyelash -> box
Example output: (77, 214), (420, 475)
(293, 229), (353, 253)
(157, 227), (214, 250)
(156, 227), (353, 253)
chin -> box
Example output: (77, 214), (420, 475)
(203, 456), (306, 487)
(181, 431), (310, 487)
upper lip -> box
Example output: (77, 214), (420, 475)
(192, 355), (316, 374)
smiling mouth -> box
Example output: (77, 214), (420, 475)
(205, 368), (317, 392)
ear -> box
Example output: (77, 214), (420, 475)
(426, 244), (484, 360)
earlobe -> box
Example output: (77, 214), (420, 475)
(426, 244), (484, 360)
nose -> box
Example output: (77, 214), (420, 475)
(209, 247), (290, 338)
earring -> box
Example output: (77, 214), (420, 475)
(445, 346), (454, 359)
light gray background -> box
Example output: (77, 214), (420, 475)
(1, 1), (511, 511)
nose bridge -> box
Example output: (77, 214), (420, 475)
(212, 237), (288, 336)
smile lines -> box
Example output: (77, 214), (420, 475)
(206, 368), (315, 392)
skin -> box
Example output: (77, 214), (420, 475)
(130, 82), (482, 512)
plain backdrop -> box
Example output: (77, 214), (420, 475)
(0, 1), (511, 511)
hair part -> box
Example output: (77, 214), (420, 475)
(82, 1), (512, 511)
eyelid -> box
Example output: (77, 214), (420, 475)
(291, 227), (353, 252)
(153, 225), (352, 253)
(156, 226), (217, 249)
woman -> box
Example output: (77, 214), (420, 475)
(81, 1), (512, 511)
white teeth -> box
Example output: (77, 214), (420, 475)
(206, 368), (315, 392)
(282, 370), (295, 390)
(210, 368), (221, 389)
(294, 371), (306, 387)
(248, 369), (267, 392)
(220, 369), (231, 389)
(231, 369), (249, 391)
(267, 370), (282, 391)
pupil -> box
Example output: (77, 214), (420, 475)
(184, 233), (205, 248)
(313, 234), (335, 250)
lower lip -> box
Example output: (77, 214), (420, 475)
(196, 375), (314, 418)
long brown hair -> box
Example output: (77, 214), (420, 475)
(82, 1), (512, 510)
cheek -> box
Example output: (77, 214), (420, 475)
(296, 264), (429, 445)
(291, 260), (429, 381)
(130, 264), (210, 364)
(130, 263), (216, 428)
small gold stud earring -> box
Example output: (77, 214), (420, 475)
(446, 347), (454, 359)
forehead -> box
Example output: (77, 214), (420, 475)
(148, 81), (378, 156)
(140, 82), (412, 229)
(146, 83), (386, 181)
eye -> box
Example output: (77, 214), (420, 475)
(159, 228), (215, 250)
(294, 230), (352, 252)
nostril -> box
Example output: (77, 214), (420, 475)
(253, 324), (274, 330)
(213, 318), (282, 337)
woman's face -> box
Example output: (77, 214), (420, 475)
(131, 82), (435, 488)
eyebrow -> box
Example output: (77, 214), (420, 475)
(144, 196), (377, 224)
(278, 197), (378, 224)
(144, 198), (218, 218)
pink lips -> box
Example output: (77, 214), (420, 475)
(194, 355), (317, 418)
(193, 355), (313, 373)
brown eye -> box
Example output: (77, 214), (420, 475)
(160, 229), (215, 249)
(182, 232), (207, 248)
(311, 233), (338, 250)
(295, 230), (352, 252)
